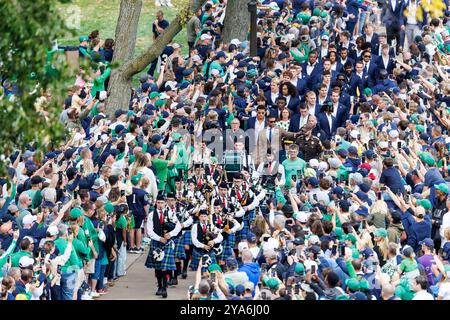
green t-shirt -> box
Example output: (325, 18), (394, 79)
(152, 158), (169, 191)
(0, 240), (17, 277)
(115, 215), (127, 229)
(400, 258), (418, 273)
(54, 238), (87, 272)
(83, 216), (99, 261)
(282, 157), (306, 182)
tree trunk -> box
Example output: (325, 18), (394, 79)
(106, 0), (207, 117)
(221, 0), (250, 44)
(107, 0), (142, 114)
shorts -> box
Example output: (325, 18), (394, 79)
(133, 215), (145, 230)
(84, 258), (95, 274)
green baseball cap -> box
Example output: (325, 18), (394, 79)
(345, 234), (357, 244)
(79, 36), (89, 42)
(435, 183), (449, 195)
(104, 202), (115, 214)
(410, 114), (419, 124)
(363, 88), (373, 96)
(154, 99), (166, 108)
(208, 263), (222, 272)
(131, 173), (143, 185)
(359, 279), (370, 291)
(69, 207), (83, 219)
(415, 124), (425, 132)
(345, 278), (360, 292)
(418, 152), (435, 166)
(294, 262), (305, 274)
(374, 228), (388, 238)
(416, 199), (432, 210)
(150, 92), (160, 100)
(264, 278), (281, 290)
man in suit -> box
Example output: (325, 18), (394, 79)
(301, 50), (323, 90)
(373, 33), (395, 57)
(363, 23), (380, 52)
(330, 89), (349, 129)
(246, 105), (267, 146)
(338, 31), (357, 61)
(268, 97), (287, 119)
(360, 50), (377, 88)
(256, 114), (282, 167)
(336, 47), (355, 73)
(382, 0), (406, 51)
(289, 63), (307, 97)
(375, 44), (396, 74)
(289, 103), (311, 134)
(344, 61), (364, 98)
(317, 101), (337, 141)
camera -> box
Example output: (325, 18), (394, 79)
(300, 35), (309, 42)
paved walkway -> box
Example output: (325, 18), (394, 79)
(98, 249), (194, 300)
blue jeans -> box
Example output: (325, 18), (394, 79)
(60, 272), (77, 300)
(96, 264), (107, 290)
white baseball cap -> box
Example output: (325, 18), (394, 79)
(379, 141), (389, 149)
(350, 130), (360, 139)
(309, 159), (319, 168)
(296, 211), (308, 223)
(22, 214), (37, 226)
(19, 256), (35, 268)
(230, 38), (242, 46)
(238, 241), (249, 252)
(47, 225), (59, 237)
(389, 130), (399, 139)
(200, 34), (212, 41)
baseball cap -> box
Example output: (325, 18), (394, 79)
(307, 177), (319, 187)
(47, 225), (59, 237)
(419, 238), (434, 248)
(348, 146), (358, 155)
(374, 228), (388, 238)
(331, 186), (344, 197)
(114, 109), (127, 118)
(337, 149), (348, 158)
(22, 214), (37, 226)
(69, 207), (83, 219)
(355, 206), (369, 217)
(293, 238), (305, 245)
(418, 152), (435, 166)
(200, 33), (212, 41)
(246, 232), (257, 243)
(230, 39), (242, 46)
(19, 256), (35, 268)
(8, 204), (19, 214)
(92, 178), (106, 190)
(364, 150), (375, 159)
(416, 199), (432, 210)
(151, 135), (163, 144)
(435, 183), (449, 194)
(30, 175), (44, 185)
(360, 247), (374, 259)
(216, 51), (226, 59)
(295, 211), (308, 223)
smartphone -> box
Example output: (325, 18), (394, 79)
(261, 291), (267, 299)
(276, 172), (282, 181)
(98, 222), (104, 229)
(257, 282), (262, 290)
(331, 244), (337, 255)
(68, 228), (73, 236)
(125, 168), (129, 176)
(7, 255), (11, 265)
(210, 272), (217, 283)
(80, 164), (84, 173)
(440, 109), (443, 117)
(380, 186), (386, 191)
(12, 224), (19, 231)
(74, 191), (78, 200)
(340, 245), (346, 256)
(57, 265), (62, 275)
(361, 155), (366, 163)
(95, 91), (101, 100)
(311, 265), (316, 274)
(397, 141), (402, 149)
(286, 284), (292, 294)
(377, 192), (382, 200)
(313, 194), (318, 201)
(291, 174), (297, 182)
(261, 263), (267, 271)
(58, 171), (63, 184)
(121, 190), (126, 197)
(294, 283), (300, 294)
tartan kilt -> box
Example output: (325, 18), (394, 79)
(181, 229), (192, 246)
(173, 236), (187, 259)
(217, 233), (235, 261)
(190, 247), (216, 270)
(235, 210), (254, 243)
(144, 240), (176, 270)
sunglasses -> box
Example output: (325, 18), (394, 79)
(268, 120), (276, 123)
(364, 55), (371, 58)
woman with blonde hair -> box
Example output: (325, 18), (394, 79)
(367, 200), (388, 229)
(130, 151), (158, 201)
(78, 147), (95, 176)
(251, 214), (270, 240)
(373, 228), (390, 267)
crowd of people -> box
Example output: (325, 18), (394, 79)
(2, 0), (450, 301)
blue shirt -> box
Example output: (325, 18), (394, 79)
(126, 187), (149, 217)
(380, 167), (405, 194)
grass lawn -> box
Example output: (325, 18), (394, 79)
(57, 0), (188, 83)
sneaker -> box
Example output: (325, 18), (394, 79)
(156, 287), (163, 296)
(82, 293), (93, 300)
(90, 291), (100, 298)
(161, 288), (168, 298)
(172, 278), (178, 286)
(128, 248), (137, 254)
(181, 271), (187, 279)
(138, 247), (144, 253)
(97, 288), (109, 295)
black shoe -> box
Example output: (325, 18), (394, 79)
(161, 288), (168, 298)
(181, 271), (187, 279)
(156, 287), (162, 296)
(172, 278), (178, 286)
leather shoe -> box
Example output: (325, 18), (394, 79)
(155, 287), (162, 296)
(181, 271), (187, 279)
(161, 288), (168, 298)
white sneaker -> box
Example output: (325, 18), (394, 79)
(90, 291), (100, 298)
(82, 293), (93, 300)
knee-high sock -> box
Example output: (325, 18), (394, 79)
(155, 270), (163, 289)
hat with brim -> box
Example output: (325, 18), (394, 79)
(418, 152), (435, 166)
(416, 198), (432, 210)
(435, 183), (449, 194)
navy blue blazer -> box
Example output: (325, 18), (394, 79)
(246, 117), (267, 131)
(334, 104), (350, 128)
(264, 90), (280, 108)
(288, 113), (310, 133)
(301, 62), (323, 90)
(317, 112), (337, 140)
(375, 55), (396, 74)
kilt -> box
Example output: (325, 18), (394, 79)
(173, 236), (187, 259)
(181, 229), (192, 246)
(217, 233), (235, 262)
(190, 247), (216, 270)
(235, 210), (255, 243)
(144, 240), (176, 270)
